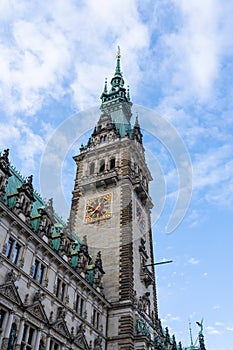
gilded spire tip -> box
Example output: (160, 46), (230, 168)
(116, 45), (121, 58)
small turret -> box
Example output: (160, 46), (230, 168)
(132, 114), (143, 144)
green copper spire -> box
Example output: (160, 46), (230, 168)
(115, 46), (122, 76)
(99, 48), (132, 138)
(110, 46), (124, 89)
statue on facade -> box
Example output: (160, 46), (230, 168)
(33, 289), (45, 302)
(0, 148), (11, 200)
(196, 319), (204, 336)
(5, 269), (17, 282)
(197, 320), (206, 350)
(93, 335), (102, 350)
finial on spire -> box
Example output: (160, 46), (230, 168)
(189, 320), (194, 347)
(104, 78), (108, 93)
(117, 45), (121, 58)
(114, 46), (122, 77)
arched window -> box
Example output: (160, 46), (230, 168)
(99, 160), (105, 173)
(110, 157), (115, 170)
(90, 162), (95, 175)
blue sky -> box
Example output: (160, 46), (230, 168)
(0, 1), (233, 349)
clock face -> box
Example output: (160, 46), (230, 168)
(136, 201), (146, 232)
(85, 194), (112, 222)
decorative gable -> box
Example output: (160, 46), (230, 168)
(73, 326), (90, 350)
(0, 281), (22, 305)
(52, 319), (70, 338)
(26, 301), (49, 323)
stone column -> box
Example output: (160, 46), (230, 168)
(1, 311), (14, 350)
(34, 329), (41, 350)
(15, 318), (25, 350)
(45, 336), (51, 350)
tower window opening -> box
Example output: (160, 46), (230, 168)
(90, 162), (95, 175)
(99, 160), (105, 173)
(100, 135), (107, 143)
(110, 157), (115, 170)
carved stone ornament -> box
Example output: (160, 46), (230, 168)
(26, 302), (49, 323)
(0, 148), (11, 200)
(93, 335), (102, 350)
(73, 323), (89, 350)
(0, 280), (22, 305)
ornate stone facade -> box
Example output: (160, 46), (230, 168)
(0, 52), (206, 350)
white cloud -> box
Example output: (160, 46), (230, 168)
(226, 327), (233, 332)
(0, 119), (45, 176)
(162, 313), (181, 324)
(213, 305), (220, 310)
(156, 0), (224, 103)
(188, 257), (200, 265)
(206, 326), (220, 335)
(0, 0), (150, 115)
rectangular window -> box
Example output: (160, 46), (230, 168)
(55, 278), (67, 301)
(37, 264), (45, 284)
(32, 260), (39, 280)
(79, 297), (84, 316)
(55, 278), (61, 298)
(6, 238), (14, 258)
(20, 324), (35, 350)
(75, 294), (84, 317)
(61, 282), (66, 302)
(12, 243), (21, 264)
(49, 340), (60, 350)
(75, 294), (80, 313)
(0, 309), (6, 329)
(22, 324), (28, 342)
(32, 260), (46, 284)
(92, 309), (100, 329)
(28, 327), (34, 345)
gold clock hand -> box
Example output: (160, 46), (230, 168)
(90, 202), (101, 216)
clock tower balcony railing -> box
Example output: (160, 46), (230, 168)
(79, 168), (119, 191)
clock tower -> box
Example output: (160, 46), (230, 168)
(70, 49), (161, 349)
